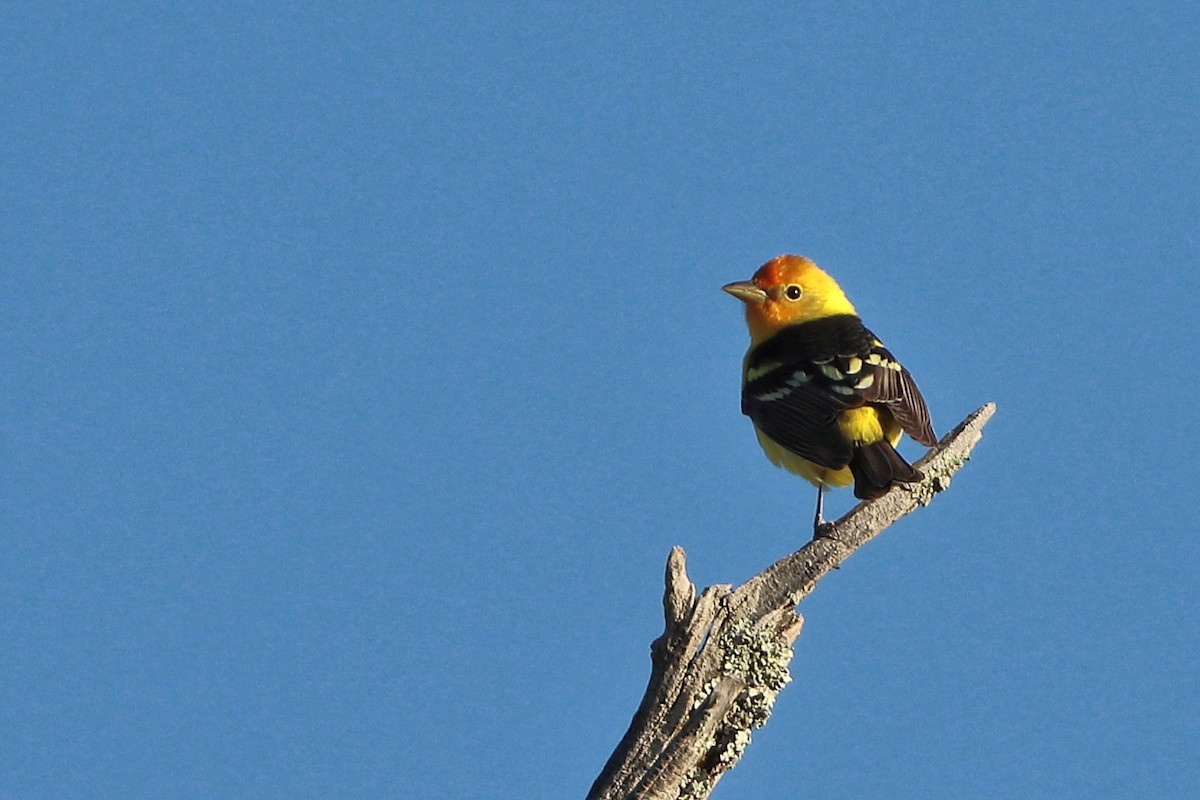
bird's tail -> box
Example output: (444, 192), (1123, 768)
(849, 441), (922, 500)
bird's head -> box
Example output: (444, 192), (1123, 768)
(723, 254), (857, 343)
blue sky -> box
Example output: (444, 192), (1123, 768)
(3, 3), (1198, 798)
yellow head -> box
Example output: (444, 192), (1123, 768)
(723, 254), (857, 344)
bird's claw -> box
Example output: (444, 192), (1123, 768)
(812, 521), (840, 542)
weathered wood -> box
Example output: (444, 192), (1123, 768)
(587, 403), (996, 800)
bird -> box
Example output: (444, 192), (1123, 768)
(723, 254), (937, 535)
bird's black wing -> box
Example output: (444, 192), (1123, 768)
(741, 315), (869, 469)
(741, 315), (937, 467)
(853, 333), (937, 446)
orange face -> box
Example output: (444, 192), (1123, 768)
(723, 254), (856, 343)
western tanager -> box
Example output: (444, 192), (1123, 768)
(724, 254), (937, 533)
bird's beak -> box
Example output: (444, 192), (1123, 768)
(722, 280), (767, 305)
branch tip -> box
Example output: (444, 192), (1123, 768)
(663, 546), (695, 627)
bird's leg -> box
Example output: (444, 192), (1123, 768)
(812, 483), (840, 542)
(814, 483), (825, 528)
(812, 483), (830, 538)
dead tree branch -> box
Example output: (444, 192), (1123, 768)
(588, 402), (996, 800)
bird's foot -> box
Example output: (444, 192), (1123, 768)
(812, 520), (840, 542)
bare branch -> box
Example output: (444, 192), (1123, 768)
(588, 402), (996, 800)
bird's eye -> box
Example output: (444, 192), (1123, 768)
(784, 285), (803, 300)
